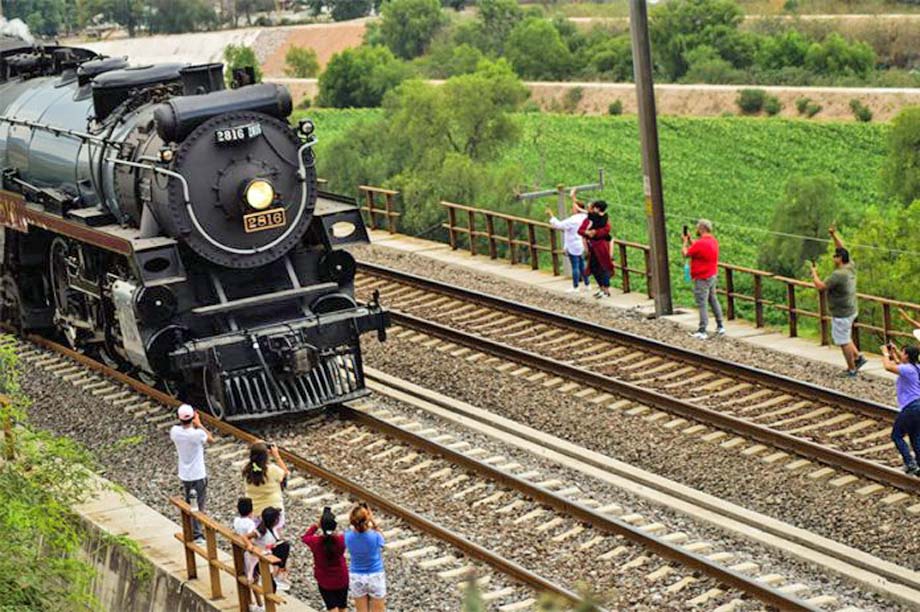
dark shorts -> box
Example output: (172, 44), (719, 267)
(319, 586), (348, 609)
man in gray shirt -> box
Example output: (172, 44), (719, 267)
(810, 228), (867, 377)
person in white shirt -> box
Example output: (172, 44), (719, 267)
(546, 196), (589, 293)
(170, 403), (214, 544)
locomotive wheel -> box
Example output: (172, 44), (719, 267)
(0, 273), (22, 331)
(202, 366), (227, 420)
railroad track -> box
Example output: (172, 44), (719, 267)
(355, 263), (919, 495)
(6, 331), (845, 611)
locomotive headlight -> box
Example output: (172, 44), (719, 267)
(244, 179), (275, 210)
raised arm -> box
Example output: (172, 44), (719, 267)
(270, 444), (290, 476)
(192, 411), (214, 443)
(810, 262), (827, 291)
(881, 344), (902, 375)
(829, 226), (845, 250)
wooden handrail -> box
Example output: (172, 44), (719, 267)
(170, 496), (284, 612)
(360, 186), (401, 233)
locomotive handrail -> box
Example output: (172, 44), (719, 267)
(0, 115), (122, 148)
(106, 157), (192, 203)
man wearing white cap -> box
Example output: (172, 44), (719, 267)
(170, 403), (214, 544)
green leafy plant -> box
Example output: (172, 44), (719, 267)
(849, 98), (873, 123)
(223, 44), (263, 86)
(805, 102), (823, 118)
(795, 96), (811, 115)
(608, 100), (623, 116)
(561, 87), (584, 113)
(736, 88), (767, 114)
(284, 46), (320, 78)
(763, 95), (783, 116)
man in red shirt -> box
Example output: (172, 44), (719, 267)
(682, 219), (725, 340)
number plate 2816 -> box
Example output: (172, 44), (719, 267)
(243, 208), (286, 233)
(215, 122), (263, 145)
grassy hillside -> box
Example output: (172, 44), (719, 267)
(306, 109), (890, 271)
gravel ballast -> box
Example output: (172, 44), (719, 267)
(352, 244), (898, 407)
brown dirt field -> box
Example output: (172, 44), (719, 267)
(258, 20), (367, 77)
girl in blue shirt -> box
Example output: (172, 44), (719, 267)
(345, 504), (386, 611)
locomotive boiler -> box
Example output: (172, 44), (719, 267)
(0, 37), (388, 420)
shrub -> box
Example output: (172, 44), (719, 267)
(763, 95), (782, 116)
(506, 18), (574, 81)
(608, 100), (623, 116)
(795, 96), (812, 115)
(284, 46), (319, 78)
(805, 102), (822, 118)
(804, 33), (876, 78)
(327, 0), (372, 21)
(521, 100), (541, 113)
(561, 87), (583, 113)
(849, 98), (873, 122)
(223, 44), (262, 86)
(296, 96), (312, 110)
(736, 88), (767, 114)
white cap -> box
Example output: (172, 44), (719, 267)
(177, 404), (195, 421)
(913, 329), (920, 343)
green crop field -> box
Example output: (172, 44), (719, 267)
(304, 109), (890, 270)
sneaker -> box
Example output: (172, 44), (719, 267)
(193, 537), (205, 547)
(716, 327), (727, 336)
(565, 287), (579, 294)
(839, 369), (858, 378)
(854, 355), (868, 372)
(593, 290), (605, 299)
(274, 577), (291, 592)
(905, 463), (920, 476)
(690, 331), (708, 340)
(250, 605), (266, 612)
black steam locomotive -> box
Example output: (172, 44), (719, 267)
(0, 38), (388, 420)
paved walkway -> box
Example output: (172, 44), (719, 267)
(367, 230), (895, 382)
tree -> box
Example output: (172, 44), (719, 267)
(235, 0), (274, 26)
(757, 175), (839, 277)
(582, 34), (633, 81)
(327, 0), (372, 21)
(317, 45), (413, 107)
(76, 0), (144, 37)
(419, 38), (485, 78)
(506, 18), (573, 81)
(470, 0), (522, 55)
(4, 0), (76, 36)
(224, 44), (263, 85)
(847, 200), (920, 305)
(147, 0), (218, 33)
(317, 59), (527, 234)
(649, 0), (747, 80)
(379, 0), (448, 60)
(883, 107), (920, 206)
(756, 30), (810, 71)
(284, 46), (320, 77)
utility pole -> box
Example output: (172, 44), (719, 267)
(629, 0), (672, 316)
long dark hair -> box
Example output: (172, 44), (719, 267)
(258, 506), (281, 537)
(906, 346), (920, 376)
(243, 442), (269, 486)
(321, 507), (339, 562)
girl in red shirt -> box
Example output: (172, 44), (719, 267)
(301, 508), (349, 611)
(578, 201), (613, 298)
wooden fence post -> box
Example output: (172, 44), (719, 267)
(446, 206), (457, 250)
(467, 210), (476, 256)
(787, 282), (798, 338)
(204, 524), (223, 599)
(549, 230), (560, 276)
(527, 225), (538, 270)
(883, 303), (892, 343)
(385, 194), (396, 234)
(753, 274), (764, 328)
(619, 243), (630, 294)
(485, 215), (497, 260)
(180, 508), (198, 580)
(364, 190), (376, 230)
(725, 268), (735, 320)
(643, 249), (653, 298)
(231, 542), (251, 611)
(506, 219), (516, 265)
(259, 559), (276, 612)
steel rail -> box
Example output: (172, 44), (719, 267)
(341, 405), (820, 612)
(385, 312), (920, 495)
(357, 262), (898, 423)
(17, 333), (585, 608)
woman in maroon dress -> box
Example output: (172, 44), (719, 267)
(578, 200), (613, 298)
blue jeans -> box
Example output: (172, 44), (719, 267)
(892, 399), (920, 468)
(568, 253), (589, 288)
